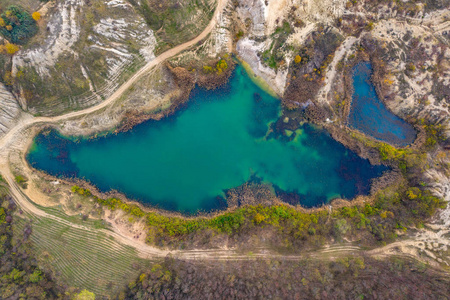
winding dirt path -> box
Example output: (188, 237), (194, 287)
(0, 0), (228, 153)
(0, 0), (230, 260)
(0, 0), (448, 266)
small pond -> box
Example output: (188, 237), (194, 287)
(28, 65), (387, 214)
(348, 62), (416, 147)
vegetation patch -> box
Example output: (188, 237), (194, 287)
(128, 0), (215, 54)
(0, 5), (38, 45)
(283, 27), (343, 110)
(71, 161), (444, 250)
(260, 21), (292, 70)
(14, 174), (28, 189)
(202, 57), (229, 75)
(0, 193), (64, 299)
(125, 256), (450, 299)
(13, 210), (150, 297)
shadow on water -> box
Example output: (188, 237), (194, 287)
(28, 65), (388, 214)
(348, 62), (416, 147)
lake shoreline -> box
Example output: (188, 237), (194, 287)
(26, 66), (395, 217)
(341, 52), (420, 148)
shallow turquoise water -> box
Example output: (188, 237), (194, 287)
(28, 66), (387, 213)
(348, 62), (416, 146)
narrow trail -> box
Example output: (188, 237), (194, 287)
(3, 162), (365, 261)
(0, 0), (447, 265)
(0, 0), (233, 260)
(0, 0), (228, 154)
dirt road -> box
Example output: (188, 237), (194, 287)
(0, 0), (230, 260)
(0, 0), (448, 265)
(0, 0), (228, 154)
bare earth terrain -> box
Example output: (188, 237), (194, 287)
(0, 0), (449, 297)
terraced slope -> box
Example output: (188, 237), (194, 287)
(2, 0), (215, 116)
(14, 212), (151, 297)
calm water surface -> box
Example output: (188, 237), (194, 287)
(28, 66), (387, 213)
(348, 62), (416, 146)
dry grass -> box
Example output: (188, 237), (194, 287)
(13, 207), (151, 297)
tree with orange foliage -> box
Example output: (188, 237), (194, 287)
(294, 55), (302, 64)
(5, 42), (19, 54)
(0, 17), (5, 27)
(32, 12), (41, 21)
(0, 42), (20, 55)
(6, 25), (12, 31)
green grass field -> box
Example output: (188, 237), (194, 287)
(14, 209), (151, 297)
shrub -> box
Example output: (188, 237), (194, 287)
(15, 175), (26, 184)
(202, 65), (213, 73)
(378, 143), (406, 161)
(28, 270), (42, 283)
(0, 42), (20, 55)
(15, 175), (28, 189)
(406, 62), (416, 72)
(216, 59), (228, 70)
(0, 207), (5, 224)
(74, 289), (95, 300)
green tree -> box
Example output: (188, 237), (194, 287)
(0, 6), (39, 45)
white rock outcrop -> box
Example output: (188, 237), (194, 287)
(236, 38), (287, 95)
(13, 0), (83, 76)
(0, 84), (21, 138)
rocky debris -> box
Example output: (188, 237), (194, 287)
(236, 37), (288, 95)
(92, 17), (156, 62)
(11, 0), (157, 116)
(13, 0), (83, 77)
(370, 18), (449, 126)
(426, 163), (450, 227)
(234, 0), (289, 96)
(301, 0), (346, 24)
(105, 0), (131, 9)
(0, 84), (21, 138)
(235, 0), (266, 37)
(206, 5), (233, 56)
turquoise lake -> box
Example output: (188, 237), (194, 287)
(348, 62), (416, 146)
(28, 66), (387, 213)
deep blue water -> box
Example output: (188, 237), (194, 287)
(348, 62), (416, 146)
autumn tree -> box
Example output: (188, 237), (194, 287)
(5, 42), (19, 54)
(32, 12), (41, 21)
(216, 59), (228, 74)
(0, 41), (20, 55)
(294, 55), (302, 64)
